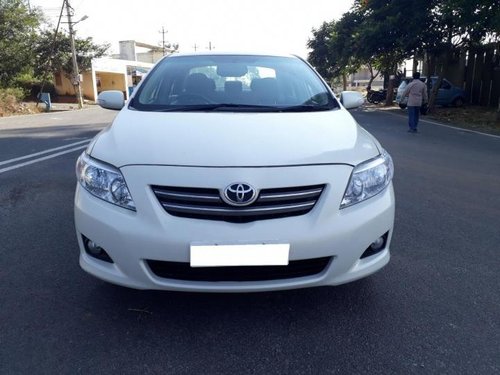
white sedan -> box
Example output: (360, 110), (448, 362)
(75, 52), (395, 292)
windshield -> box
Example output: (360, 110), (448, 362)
(130, 55), (338, 112)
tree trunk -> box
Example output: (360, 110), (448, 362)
(384, 66), (396, 106)
(423, 51), (430, 77)
(366, 74), (377, 91)
(427, 75), (443, 114)
(366, 62), (379, 90)
(412, 56), (419, 74)
(497, 97), (500, 123)
(383, 72), (389, 89)
(428, 51), (450, 113)
(342, 73), (347, 91)
(384, 77), (394, 106)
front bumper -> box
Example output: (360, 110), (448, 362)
(75, 164), (395, 292)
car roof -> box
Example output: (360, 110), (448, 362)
(166, 51), (300, 59)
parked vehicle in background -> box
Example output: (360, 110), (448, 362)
(395, 76), (466, 109)
(367, 88), (390, 104)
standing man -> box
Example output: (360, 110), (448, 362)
(403, 72), (428, 133)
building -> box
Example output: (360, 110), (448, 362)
(348, 66), (384, 90)
(54, 58), (153, 102)
(53, 40), (177, 102)
(112, 40), (177, 64)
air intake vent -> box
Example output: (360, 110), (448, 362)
(151, 184), (325, 223)
(147, 257), (332, 282)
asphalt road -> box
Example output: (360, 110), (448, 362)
(0, 107), (499, 374)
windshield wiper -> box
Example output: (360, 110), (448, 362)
(152, 104), (278, 112)
(149, 103), (335, 113)
(274, 104), (334, 112)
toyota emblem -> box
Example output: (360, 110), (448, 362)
(222, 183), (258, 206)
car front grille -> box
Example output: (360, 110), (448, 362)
(146, 257), (332, 282)
(151, 184), (325, 223)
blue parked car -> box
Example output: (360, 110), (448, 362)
(395, 76), (466, 109)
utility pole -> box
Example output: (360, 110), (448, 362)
(193, 43), (198, 52)
(159, 26), (167, 56)
(208, 41), (212, 51)
(65, 0), (83, 109)
(36, 0), (65, 108)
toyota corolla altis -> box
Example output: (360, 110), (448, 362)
(75, 53), (395, 292)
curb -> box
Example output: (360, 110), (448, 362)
(0, 106), (98, 121)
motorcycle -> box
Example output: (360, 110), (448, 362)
(366, 89), (387, 104)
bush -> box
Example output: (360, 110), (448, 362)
(14, 73), (57, 99)
(0, 87), (27, 116)
(0, 87), (26, 102)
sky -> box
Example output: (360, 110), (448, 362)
(30, 0), (354, 59)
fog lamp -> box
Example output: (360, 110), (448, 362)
(85, 239), (103, 255)
(82, 235), (113, 263)
(370, 236), (385, 251)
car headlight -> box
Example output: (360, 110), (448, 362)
(76, 152), (136, 211)
(340, 150), (394, 209)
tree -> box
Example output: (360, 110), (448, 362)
(306, 0), (499, 107)
(307, 1), (432, 97)
(0, 0), (43, 87)
(424, 0), (500, 111)
(328, 11), (366, 90)
(353, 0), (435, 105)
(307, 21), (337, 82)
(34, 30), (109, 80)
(308, 12), (366, 90)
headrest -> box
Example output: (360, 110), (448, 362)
(224, 80), (243, 93)
(251, 77), (278, 93)
(185, 73), (215, 93)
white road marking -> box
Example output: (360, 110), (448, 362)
(0, 139), (90, 167)
(0, 145), (88, 174)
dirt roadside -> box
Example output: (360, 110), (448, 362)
(368, 103), (500, 136)
(0, 98), (96, 117)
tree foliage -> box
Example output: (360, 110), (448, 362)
(307, 21), (337, 81)
(0, 0), (109, 93)
(34, 31), (109, 79)
(307, 0), (500, 105)
(422, 0), (499, 109)
(0, 0), (42, 87)
(307, 12), (367, 89)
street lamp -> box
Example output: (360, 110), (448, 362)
(73, 15), (88, 25)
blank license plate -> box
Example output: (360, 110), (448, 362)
(190, 244), (290, 267)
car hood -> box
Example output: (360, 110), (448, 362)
(90, 108), (380, 168)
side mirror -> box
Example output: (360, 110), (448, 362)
(340, 91), (365, 109)
(97, 90), (125, 110)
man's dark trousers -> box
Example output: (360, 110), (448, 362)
(408, 106), (420, 131)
